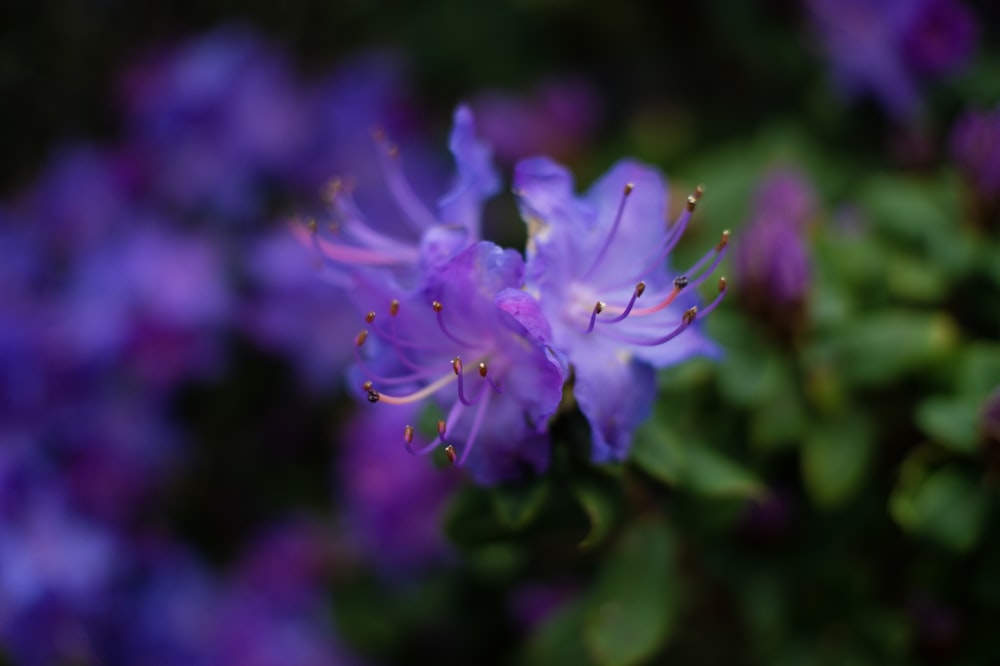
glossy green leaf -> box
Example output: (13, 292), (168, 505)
(490, 478), (551, 529)
(890, 466), (989, 552)
(584, 520), (680, 666)
(572, 476), (619, 549)
(632, 420), (764, 499)
(916, 397), (980, 454)
(802, 415), (873, 508)
(827, 310), (957, 387)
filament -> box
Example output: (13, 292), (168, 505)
(457, 388), (493, 466)
(582, 183), (634, 281)
(373, 131), (439, 233)
(370, 368), (457, 405)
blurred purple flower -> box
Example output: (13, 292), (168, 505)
(355, 241), (566, 484)
(56, 222), (231, 390)
(122, 526), (362, 666)
(119, 27), (314, 221)
(471, 79), (602, 164)
(241, 228), (358, 388)
(0, 440), (123, 665)
(951, 105), (1000, 214)
(513, 158), (722, 463)
(338, 402), (457, 577)
(981, 387), (1000, 448)
(300, 105), (499, 292)
(805, 0), (977, 120)
(734, 167), (816, 337)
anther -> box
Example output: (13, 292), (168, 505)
(716, 230), (731, 252)
(365, 311), (376, 324)
(403, 425), (414, 445)
(718, 276), (727, 293)
(387, 144), (400, 160)
(478, 362), (488, 378)
(355, 330), (368, 347)
(452, 357), (463, 375)
(322, 178), (342, 203)
(682, 307), (698, 325)
(623, 182), (635, 196)
(595, 301), (605, 314)
(367, 390), (380, 403)
(390, 299), (400, 316)
(685, 185), (705, 212)
(674, 275), (689, 289)
(362, 380), (373, 392)
(445, 445), (457, 464)
(437, 419), (447, 437)
(327, 223), (340, 234)
(307, 218), (318, 233)
(635, 282), (646, 298)
(432, 301), (443, 313)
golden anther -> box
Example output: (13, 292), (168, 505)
(478, 362), (488, 378)
(362, 380), (373, 392)
(594, 301), (605, 314)
(355, 330), (368, 347)
(365, 311), (376, 324)
(718, 276), (727, 293)
(432, 301), (443, 313)
(437, 419), (447, 437)
(682, 307), (698, 325)
(389, 299), (400, 316)
(623, 182), (634, 195)
(716, 230), (731, 252)
(635, 282), (646, 298)
(452, 357), (463, 375)
(444, 445), (456, 464)
(403, 425), (414, 445)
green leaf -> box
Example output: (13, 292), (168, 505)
(572, 476), (619, 549)
(490, 478), (551, 530)
(957, 344), (1000, 397)
(890, 466), (989, 552)
(523, 599), (592, 666)
(632, 420), (764, 499)
(801, 415), (873, 508)
(631, 419), (685, 486)
(916, 397), (981, 454)
(682, 444), (766, 499)
(584, 520), (680, 666)
(827, 310), (957, 387)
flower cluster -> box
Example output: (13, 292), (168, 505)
(311, 111), (728, 483)
(806, 0), (978, 121)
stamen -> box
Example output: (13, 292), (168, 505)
(370, 369), (458, 405)
(372, 128), (439, 232)
(685, 230), (730, 289)
(457, 389), (493, 466)
(584, 301), (606, 334)
(583, 182), (634, 280)
(403, 425), (414, 445)
(366, 311), (376, 324)
(362, 380), (373, 392)
(597, 282), (645, 322)
(433, 300), (478, 348)
(438, 419), (447, 438)
(406, 400), (463, 456)
(453, 357), (486, 406)
(478, 362), (488, 377)
(390, 299), (400, 316)
(303, 222), (417, 266)
(356, 330), (368, 347)
(617, 185), (705, 288)
(445, 445), (457, 464)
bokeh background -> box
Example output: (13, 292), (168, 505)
(2, 1), (1000, 664)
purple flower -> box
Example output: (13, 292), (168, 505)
(471, 78), (602, 164)
(354, 241), (567, 484)
(981, 387), (1000, 449)
(118, 27), (314, 221)
(951, 105), (1000, 212)
(241, 228), (358, 388)
(513, 158), (724, 463)
(734, 167), (816, 336)
(806, 0), (977, 120)
(298, 105), (499, 292)
(338, 402), (457, 577)
(56, 222), (231, 390)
